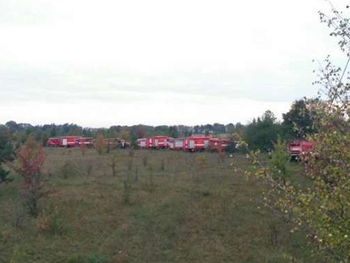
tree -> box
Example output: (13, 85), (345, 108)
(11, 136), (46, 217)
(169, 126), (179, 138)
(119, 128), (131, 144)
(213, 123), (226, 134)
(270, 136), (291, 185)
(95, 134), (105, 155)
(282, 98), (317, 139)
(5, 121), (19, 133)
(225, 123), (235, 134)
(233, 122), (245, 136)
(0, 126), (14, 186)
(238, 4), (350, 261)
(243, 110), (281, 152)
(135, 126), (146, 138)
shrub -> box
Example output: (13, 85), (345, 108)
(0, 133), (14, 186)
(60, 160), (78, 179)
(95, 134), (105, 155)
(110, 154), (118, 176)
(36, 204), (65, 235)
(0, 164), (12, 186)
(270, 137), (290, 185)
(142, 155), (148, 167)
(160, 158), (165, 171)
(10, 136), (46, 217)
(123, 172), (132, 205)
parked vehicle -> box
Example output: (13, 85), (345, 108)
(149, 136), (170, 149)
(167, 138), (175, 149)
(47, 138), (61, 147)
(288, 140), (314, 160)
(136, 138), (148, 149)
(77, 137), (94, 147)
(209, 138), (230, 152)
(184, 136), (210, 152)
(173, 138), (185, 150)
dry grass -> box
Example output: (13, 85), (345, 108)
(0, 148), (317, 263)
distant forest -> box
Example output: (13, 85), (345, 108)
(0, 99), (316, 151)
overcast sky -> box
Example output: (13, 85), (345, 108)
(0, 0), (347, 127)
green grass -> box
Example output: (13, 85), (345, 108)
(0, 148), (317, 263)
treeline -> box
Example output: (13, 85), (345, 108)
(0, 122), (241, 147)
(0, 98), (315, 151)
(242, 98), (316, 151)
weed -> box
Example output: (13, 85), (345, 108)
(11, 197), (26, 230)
(128, 149), (135, 158)
(36, 204), (65, 236)
(195, 155), (208, 168)
(80, 145), (87, 157)
(134, 167), (139, 182)
(65, 254), (108, 263)
(86, 163), (93, 176)
(142, 155), (148, 167)
(123, 172), (132, 205)
(60, 160), (77, 179)
(110, 154), (118, 176)
(88, 254), (108, 263)
(160, 158), (165, 171)
(268, 222), (280, 249)
(217, 150), (225, 163)
(148, 165), (155, 193)
(127, 158), (134, 171)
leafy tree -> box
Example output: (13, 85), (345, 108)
(135, 126), (146, 138)
(270, 136), (291, 185)
(225, 123), (235, 134)
(95, 134), (105, 155)
(282, 98), (317, 139)
(119, 128), (131, 142)
(5, 121), (19, 132)
(0, 164), (11, 186)
(233, 122), (245, 136)
(10, 136), (46, 217)
(154, 125), (169, 136)
(213, 123), (226, 134)
(0, 126), (14, 186)
(204, 124), (213, 134)
(169, 126), (179, 138)
(243, 110), (281, 151)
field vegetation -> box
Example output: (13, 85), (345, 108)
(0, 147), (319, 263)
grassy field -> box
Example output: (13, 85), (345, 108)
(0, 148), (317, 263)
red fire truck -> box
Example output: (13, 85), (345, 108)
(184, 136), (210, 152)
(47, 138), (61, 147)
(77, 137), (94, 147)
(136, 138), (148, 149)
(47, 136), (91, 148)
(149, 136), (169, 149)
(209, 138), (230, 152)
(288, 140), (314, 160)
(174, 138), (185, 150)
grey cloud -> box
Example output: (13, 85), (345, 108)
(0, 61), (319, 107)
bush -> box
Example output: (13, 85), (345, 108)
(270, 137), (290, 185)
(60, 160), (78, 179)
(0, 165), (12, 186)
(36, 204), (65, 235)
(10, 136), (46, 217)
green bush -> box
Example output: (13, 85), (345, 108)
(270, 137), (290, 184)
